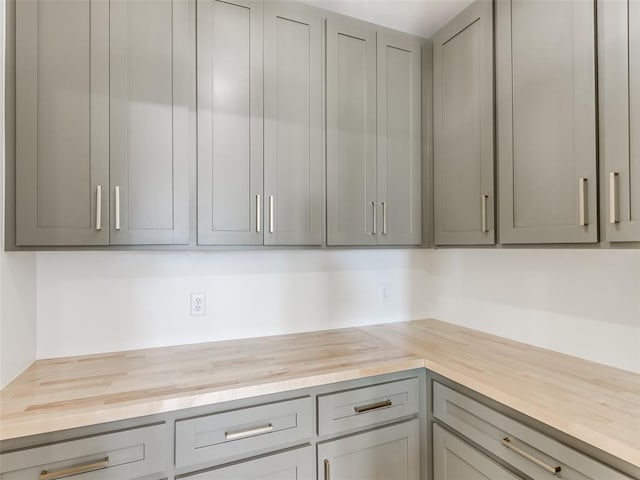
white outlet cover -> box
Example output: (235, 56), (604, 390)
(190, 292), (206, 316)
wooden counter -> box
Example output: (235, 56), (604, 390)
(1, 318), (639, 470)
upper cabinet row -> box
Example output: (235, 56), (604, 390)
(433, 0), (640, 245)
(13, 0), (422, 248)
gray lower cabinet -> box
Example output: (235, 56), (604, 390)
(496, 0), (598, 244)
(433, 425), (522, 480)
(432, 0), (494, 246)
(598, 0), (640, 242)
(317, 419), (420, 480)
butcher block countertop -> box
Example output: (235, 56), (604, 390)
(1, 319), (639, 470)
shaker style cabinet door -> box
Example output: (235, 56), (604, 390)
(376, 29), (422, 246)
(197, 0), (264, 245)
(496, 0), (598, 244)
(110, 0), (190, 245)
(16, 0), (109, 246)
(326, 15), (377, 246)
(263, 1), (324, 246)
(432, 0), (494, 246)
(598, 0), (640, 242)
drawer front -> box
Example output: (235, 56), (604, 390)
(318, 377), (419, 436)
(175, 397), (312, 469)
(183, 446), (314, 480)
(433, 381), (633, 480)
(0, 423), (166, 480)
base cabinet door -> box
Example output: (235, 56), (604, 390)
(433, 424), (522, 480)
(317, 420), (419, 480)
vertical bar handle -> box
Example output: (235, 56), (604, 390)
(114, 186), (121, 231)
(256, 194), (261, 233)
(381, 202), (387, 234)
(324, 459), (330, 480)
(481, 194), (489, 233)
(372, 202), (377, 235)
(609, 172), (619, 224)
(578, 178), (588, 226)
(96, 185), (102, 231)
(269, 195), (274, 233)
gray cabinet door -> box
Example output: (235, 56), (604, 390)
(599, 0), (640, 242)
(326, 15), (377, 246)
(317, 420), (419, 480)
(110, 0), (190, 245)
(376, 29), (422, 246)
(197, 0), (263, 245)
(496, 0), (598, 244)
(264, 1), (324, 246)
(433, 424), (523, 480)
(433, 0), (494, 246)
(15, 0), (109, 246)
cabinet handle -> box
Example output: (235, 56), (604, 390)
(372, 201), (377, 235)
(40, 457), (109, 480)
(95, 185), (102, 231)
(381, 202), (387, 234)
(609, 171), (619, 224)
(502, 437), (561, 474)
(269, 195), (274, 233)
(114, 186), (121, 230)
(324, 459), (331, 480)
(225, 423), (273, 441)
(481, 194), (489, 233)
(256, 194), (261, 233)
(353, 399), (392, 414)
(578, 178), (588, 226)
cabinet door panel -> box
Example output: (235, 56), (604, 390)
(16, 0), (109, 246)
(197, 0), (263, 245)
(377, 30), (422, 246)
(326, 16), (377, 246)
(433, 0), (494, 245)
(497, 0), (597, 243)
(110, 0), (190, 245)
(264, 2), (323, 246)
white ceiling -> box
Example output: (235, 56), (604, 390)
(300, 0), (474, 39)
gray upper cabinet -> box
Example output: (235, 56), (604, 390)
(16, 0), (110, 246)
(197, 0), (264, 245)
(432, 0), (494, 246)
(263, 1), (324, 246)
(110, 0), (191, 245)
(598, 0), (640, 242)
(376, 29), (422, 246)
(496, 0), (598, 244)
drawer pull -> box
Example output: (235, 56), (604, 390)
(40, 457), (109, 480)
(502, 437), (561, 474)
(353, 399), (393, 414)
(225, 423), (274, 441)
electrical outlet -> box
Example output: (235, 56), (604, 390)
(190, 292), (206, 316)
(379, 283), (391, 304)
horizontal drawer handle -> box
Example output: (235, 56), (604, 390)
(502, 437), (561, 474)
(225, 423), (274, 441)
(41, 457), (109, 480)
(353, 399), (393, 414)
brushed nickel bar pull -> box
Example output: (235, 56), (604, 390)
(481, 194), (489, 233)
(381, 202), (387, 234)
(269, 195), (274, 233)
(96, 185), (102, 231)
(256, 194), (261, 233)
(502, 437), (561, 474)
(578, 178), (588, 226)
(372, 201), (377, 235)
(114, 186), (121, 230)
(354, 399), (392, 414)
(40, 457), (109, 480)
(324, 459), (331, 480)
(609, 172), (619, 224)
(225, 423), (273, 441)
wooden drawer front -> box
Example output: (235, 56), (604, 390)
(175, 397), (312, 469)
(0, 424), (166, 480)
(183, 446), (314, 480)
(433, 382), (633, 480)
(318, 377), (419, 436)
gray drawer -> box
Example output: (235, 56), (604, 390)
(175, 397), (312, 469)
(0, 423), (166, 480)
(433, 381), (634, 480)
(318, 377), (419, 436)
